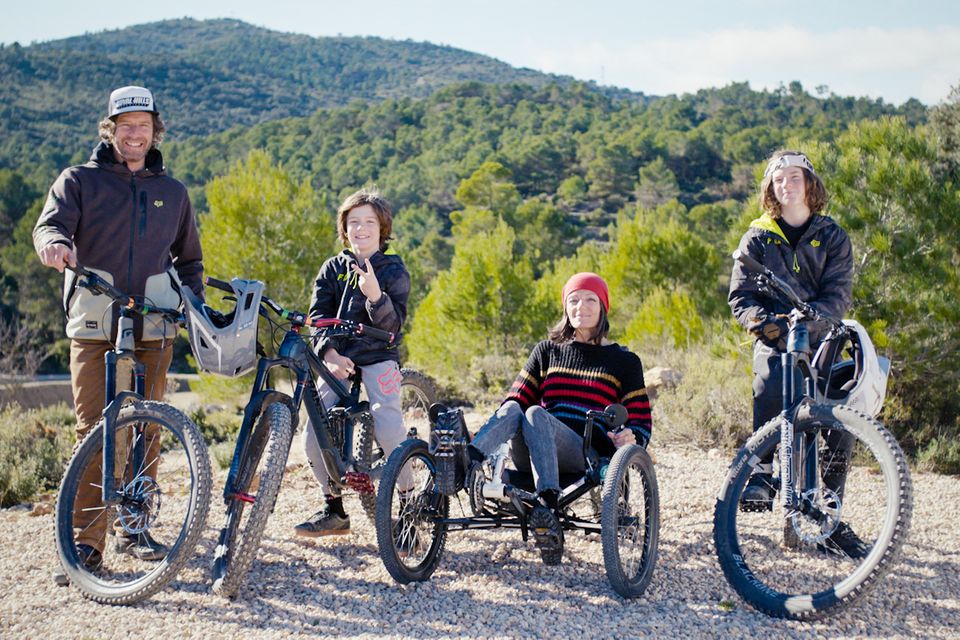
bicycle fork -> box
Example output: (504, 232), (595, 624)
(101, 313), (148, 505)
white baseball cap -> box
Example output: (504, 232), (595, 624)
(108, 86), (159, 118)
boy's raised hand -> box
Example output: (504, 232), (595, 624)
(351, 258), (383, 304)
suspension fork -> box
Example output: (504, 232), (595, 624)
(101, 313), (147, 504)
(779, 349), (799, 513)
(779, 326), (818, 515)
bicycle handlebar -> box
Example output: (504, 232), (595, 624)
(732, 250), (838, 326)
(66, 265), (183, 322)
(204, 276), (395, 344)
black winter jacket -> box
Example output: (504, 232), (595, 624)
(33, 142), (203, 342)
(308, 249), (410, 366)
(729, 213), (853, 345)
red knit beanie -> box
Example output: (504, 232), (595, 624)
(561, 272), (609, 312)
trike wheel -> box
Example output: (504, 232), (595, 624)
(713, 404), (912, 620)
(600, 444), (660, 599)
(55, 401), (212, 605)
(375, 439), (448, 584)
(211, 402), (293, 598)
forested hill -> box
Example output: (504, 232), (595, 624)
(164, 80), (926, 215)
(0, 17), (630, 179)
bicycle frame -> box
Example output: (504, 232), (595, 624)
(733, 250), (851, 521)
(222, 309), (385, 504)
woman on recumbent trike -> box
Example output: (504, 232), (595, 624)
(374, 272), (660, 598)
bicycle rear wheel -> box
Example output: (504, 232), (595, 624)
(211, 402), (293, 598)
(399, 368), (437, 437)
(54, 401), (211, 605)
(714, 403), (912, 619)
(600, 444), (660, 599)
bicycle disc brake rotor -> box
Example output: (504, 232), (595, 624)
(786, 487), (841, 545)
(116, 475), (162, 534)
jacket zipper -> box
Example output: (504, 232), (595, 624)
(128, 175), (137, 292)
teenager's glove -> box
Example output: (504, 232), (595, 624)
(748, 315), (788, 350)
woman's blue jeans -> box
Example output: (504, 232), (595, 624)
(472, 400), (585, 493)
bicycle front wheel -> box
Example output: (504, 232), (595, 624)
(54, 401), (212, 605)
(211, 402), (293, 598)
(714, 403), (912, 620)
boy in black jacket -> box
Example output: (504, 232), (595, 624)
(295, 188), (411, 536)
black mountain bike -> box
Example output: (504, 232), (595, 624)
(206, 277), (436, 598)
(54, 265), (212, 604)
(376, 403), (660, 598)
(714, 251), (912, 619)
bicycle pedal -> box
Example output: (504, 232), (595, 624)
(344, 471), (375, 494)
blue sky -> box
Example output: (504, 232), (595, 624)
(4, 1), (959, 105)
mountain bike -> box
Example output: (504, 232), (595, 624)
(202, 276), (436, 598)
(376, 403), (659, 598)
(54, 265), (212, 605)
(713, 250), (912, 620)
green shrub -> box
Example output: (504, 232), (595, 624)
(210, 439), (237, 470)
(916, 436), (960, 475)
(188, 406), (242, 444)
(0, 403), (76, 507)
(638, 321), (753, 450)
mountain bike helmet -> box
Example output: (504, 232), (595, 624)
(182, 279), (265, 377)
(816, 319), (890, 418)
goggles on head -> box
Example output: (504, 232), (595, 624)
(764, 153), (816, 178)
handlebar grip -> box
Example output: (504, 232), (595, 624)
(605, 403), (629, 429)
(357, 324), (395, 344)
(205, 276), (234, 293)
(733, 249), (767, 275)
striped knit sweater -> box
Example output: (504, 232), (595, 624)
(505, 339), (652, 457)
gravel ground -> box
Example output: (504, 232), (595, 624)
(1, 411), (957, 639)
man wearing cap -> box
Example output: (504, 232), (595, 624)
(34, 86), (203, 570)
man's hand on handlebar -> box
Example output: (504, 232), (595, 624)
(323, 348), (356, 380)
(38, 244), (77, 273)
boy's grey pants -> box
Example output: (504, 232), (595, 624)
(303, 360), (409, 496)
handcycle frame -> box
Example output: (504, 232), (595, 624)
(378, 402), (659, 598)
(439, 408), (625, 537)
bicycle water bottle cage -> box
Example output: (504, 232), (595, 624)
(429, 405), (468, 496)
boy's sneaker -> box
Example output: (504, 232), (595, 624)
(294, 509), (351, 537)
(818, 522), (870, 560)
(528, 505), (564, 566)
(739, 472), (776, 512)
(115, 532), (168, 561)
